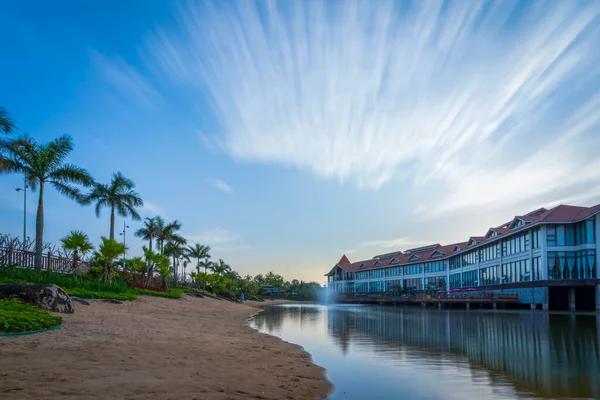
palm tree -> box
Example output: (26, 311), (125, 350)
(84, 172), (143, 240)
(154, 216), (183, 255)
(95, 237), (127, 282)
(1, 135), (94, 272)
(164, 235), (188, 283)
(0, 107), (16, 134)
(135, 217), (158, 275)
(187, 244), (211, 274)
(60, 230), (94, 273)
(154, 254), (171, 289)
(213, 259), (231, 276)
(199, 258), (214, 274)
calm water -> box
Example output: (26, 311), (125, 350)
(249, 305), (600, 400)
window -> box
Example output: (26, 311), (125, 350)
(480, 265), (500, 285)
(462, 270), (478, 287)
(502, 232), (529, 256)
(548, 250), (596, 280)
(403, 278), (422, 290)
(425, 261), (446, 273)
(424, 276), (446, 291)
(462, 250), (478, 266)
(480, 243), (500, 262)
(449, 273), (461, 289)
(369, 281), (384, 292)
(548, 219), (596, 246)
(449, 256), (461, 270)
(532, 257), (541, 281)
(404, 264), (422, 276)
(532, 227), (541, 249)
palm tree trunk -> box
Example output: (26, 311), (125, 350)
(34, 181), (45, 272)
(72, 249), (79, 272)
(109, 205), (115, 241)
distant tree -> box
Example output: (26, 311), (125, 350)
(154, 254), (171, 289)
(84, 172), (143, 240)
(1, 135), (94, 272)
(213, 259), (231, 276)
(154, 216), (183, 255)
(164, 235), (188, 283)
(60, 230), (94, 272)
(187, 243), (211, 274)
(135, 217), (158, 277)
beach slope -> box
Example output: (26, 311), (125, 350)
(0, 296), (331, 399)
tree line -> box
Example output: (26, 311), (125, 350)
(0, 107), (321, 297)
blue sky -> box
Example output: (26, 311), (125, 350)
(2, 0), (600, 283)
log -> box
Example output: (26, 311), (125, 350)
(0, 284), (74, 314)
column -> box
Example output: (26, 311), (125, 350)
(568, 287), (576, 311)
(540, 225), (548, 280)
(595, 284), (600, 311)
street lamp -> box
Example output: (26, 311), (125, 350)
(119, 222), (130, 264)
(15, 177), (28, 249)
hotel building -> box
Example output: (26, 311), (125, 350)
(326, 204), (600, 310)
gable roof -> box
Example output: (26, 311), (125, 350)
(326, 203), (600, 276)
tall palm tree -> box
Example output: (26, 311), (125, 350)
(1, 135), (94, 272)
(84, 172), (143, 240)
(154, 216), (183, 255)
(0, 107), (16, 134)
(60, 230), (94, 273)
(187, 244), (211, 274)
(164, 235), (188, 283)
(135, 217), (158, 275)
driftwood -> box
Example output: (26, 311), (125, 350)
(0, 284), (74, 314)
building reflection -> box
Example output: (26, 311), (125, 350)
(326, 307), (600, 399)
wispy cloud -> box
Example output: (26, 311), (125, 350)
(91, 50), (161, 108)
(143, 1), (600, 213)
(141, 200), (165, 218)
(208, 178), (233, 194)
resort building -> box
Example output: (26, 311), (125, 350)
(326, 204), (600, 310)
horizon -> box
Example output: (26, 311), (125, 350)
(2, 0), (600, 284)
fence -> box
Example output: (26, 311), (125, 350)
(0, 233), (90, 274)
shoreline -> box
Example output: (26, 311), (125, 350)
(0, 296), (332, 399)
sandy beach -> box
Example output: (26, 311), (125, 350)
(0, 296), (331, 399)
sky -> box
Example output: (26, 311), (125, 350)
(1, 0), (600, 284)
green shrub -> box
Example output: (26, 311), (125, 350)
(64, 288), (138, 301)
(0, 266), (129, 293)
(0, 299), (63, 333)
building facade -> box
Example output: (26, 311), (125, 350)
(326, 204), (600, 310)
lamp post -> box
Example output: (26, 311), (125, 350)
(119, 222), (130, 266)
(14, 177), (28, 249)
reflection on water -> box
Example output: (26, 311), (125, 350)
(250, 305), (600, 400)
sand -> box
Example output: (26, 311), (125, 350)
(0, 296), (332, 399)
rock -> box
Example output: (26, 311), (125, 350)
(102, 299), (122, 304)
(0, 284), (74, 314)
(70, 297), (91, 305)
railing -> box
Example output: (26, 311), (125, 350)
(0, 246), (90, 274)
(335, 290), (519, 302)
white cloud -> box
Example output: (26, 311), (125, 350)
(91, 50), (161, 108)
(142, 1), (600, 213)
(185, 229), (239, 245)
(141, 200), (165, 218)
(208, 178), (233, 194)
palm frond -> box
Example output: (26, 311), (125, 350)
(0, 107), (17, 134)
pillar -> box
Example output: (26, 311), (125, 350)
(438, 302), (442, 309)
(421, 302), (426, 308)
(568, 287), (576, 311)
(530, 303), (537, 310)
(492, 302), (497, 310)
(596, 284), (600, 311)
(543, 303), (549, 310)
(466, 303), (470, 310)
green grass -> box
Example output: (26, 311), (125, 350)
(134, 288), (185, 299)
(0, 299), (63, 333)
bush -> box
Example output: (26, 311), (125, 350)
(0, 266), (130, 293)
(65, 288), (138, 301)
(0, 299), (63, 333)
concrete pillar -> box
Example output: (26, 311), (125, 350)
(596, 284), (600, 311)
(543, 303), (549, 310)
(466, 302), (470, 310)
(438, 302), (442, 309)
(568, 287), (576, 311)
(492, 302), (497, 310)
(530, 303), (537, 310)
(421, 302), (427, 308)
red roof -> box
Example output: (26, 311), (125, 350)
(327, 203), (600, 275)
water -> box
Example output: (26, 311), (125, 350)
(249, 304), (600, 400)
